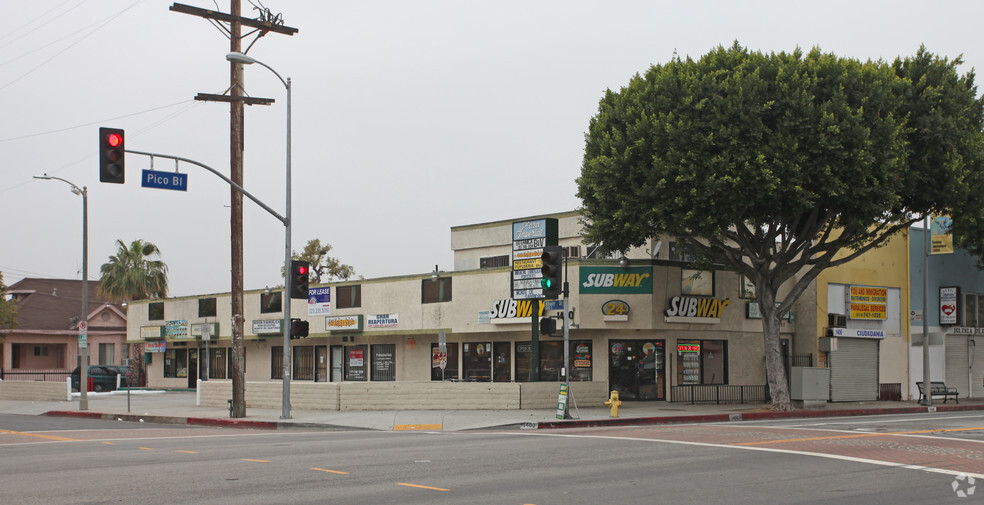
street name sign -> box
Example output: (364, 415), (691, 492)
(142, 169), (188, 191)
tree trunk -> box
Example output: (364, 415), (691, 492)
(759, 289), (792, 411)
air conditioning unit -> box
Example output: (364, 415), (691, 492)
(828, 314), (847, 328)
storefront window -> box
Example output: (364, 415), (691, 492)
(677, 339), (727, 385)
(430, 343), (458, 381)
(371, 344), (395, 381)
(493, 342), (511, 382)
(514, 341), (591, 382)
(609, 340), (664, 400)
(164, 349), (188, 378)
(294, 346), (314, 380)
(462, 342), (492, 381)
(344, 345), (368, 381)
(210, 348), (227, 379)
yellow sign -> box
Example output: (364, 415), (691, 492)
(849, 286), (888, 303)
(513, 258), (542, 271)
(850, 303), (887, 320)
(931, 215), (953, 255)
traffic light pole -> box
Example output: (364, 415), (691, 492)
(561, 255), (573, 419)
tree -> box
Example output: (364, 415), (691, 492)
(577, 43), (984, 410)
(0, 272), (16, 329)
(281, 239), (355, 284)
(98, 239), (169, 302)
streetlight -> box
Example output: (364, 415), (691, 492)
(226, 51), (294, 420)
(33, 174), (90, 410)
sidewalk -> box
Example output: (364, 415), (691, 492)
(5, 390), (983, 432)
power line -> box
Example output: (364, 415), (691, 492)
(0, 99), (196, 143)
(0, 0), (83, 49)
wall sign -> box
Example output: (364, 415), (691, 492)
(252, 319), (283, 335)
(940, 286), (958, 325)
(579, 267), (652, 294)
(164, 320), (189, 339)
(490, 299), (545, 322)
(602, 299), (630, 322)
(326, 315), (363, 332)
(829, 328), (887, 339)
(849, 286), (888, 320)
(145, 342), (166, 353)
(367, 313), (399, 328)
(665, 296), (731, 320)
(308, 287), (331, 316)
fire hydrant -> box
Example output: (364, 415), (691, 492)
(604, 390), (622, 418)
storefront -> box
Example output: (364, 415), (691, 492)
(608, 339), (664, 400)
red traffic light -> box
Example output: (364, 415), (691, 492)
(106, 133), (122, 147)
(297, 265), (308, 275)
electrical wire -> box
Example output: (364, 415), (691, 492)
(0, 0), (84, 49)
(0, 99), (195, 143)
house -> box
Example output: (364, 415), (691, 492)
(0, 278), (127, 380)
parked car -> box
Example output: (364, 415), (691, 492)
(71, 365), (131, 392)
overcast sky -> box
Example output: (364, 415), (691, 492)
(3, 0), (982, 297)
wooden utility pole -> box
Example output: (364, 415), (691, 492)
(171, 2), (297, 418)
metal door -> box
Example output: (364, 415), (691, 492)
(828, 337), (878, 401)
(316, 346), (328, 382)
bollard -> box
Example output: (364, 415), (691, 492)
(603, 390), (622, 418)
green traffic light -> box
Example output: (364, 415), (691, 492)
(541, 278), (553, 288)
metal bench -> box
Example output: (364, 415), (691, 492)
(916, 381), (960, 404)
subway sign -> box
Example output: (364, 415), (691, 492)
(579, 267), (653, 294)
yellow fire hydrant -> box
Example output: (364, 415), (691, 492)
(604, 390), (622, 418)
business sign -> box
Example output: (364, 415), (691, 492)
(367, 313), (399, 328)
(665, 296), (731, 320)
(145, 341), (166, 352)
(164, 320), (189, 339)
(940, 286), (959, 325)
(142, 169), (188, 191)
(579, 267), (653, 294)
(677, 343), (701, 353)
(140, 325), (164, 340)
(849, 286), (888, 320)
(745, 302), (792, 321)
(325, 315), (362, 332)
(829, 328), (887, 339)
(308, 287), (331, 316)
(190, 322), (219, 339)
(510, 218), (557, 300)
(490, 299), (545, 322)
(252, 319), (283, 335)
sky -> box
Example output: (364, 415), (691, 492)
(3, 0), (983, 298)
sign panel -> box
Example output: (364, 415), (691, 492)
(931, 215), (954, 255)
(325, 315), (362, 332)
(78, 334), (88, 349)
(367, 313), (399, 328)
(140, 325), (164, 340)
(940, 286), (959, 325)
(579, 267), (653, 294)
(490, 299), (545, 321)
(829, 328), (887, 339)
(145, 341), (167, 352)
(164, 320), (189, 339)
(252, 319), (283, 335)
(79, 321), (88, 335)
(511, 218), (557, 300)
(191, 322), (219, 340)
(849, 285), (888, 320)
(308, 287), (331, 316)
(141, 169), (188, 191)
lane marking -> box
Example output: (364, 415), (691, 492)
(760, 413), (984, 428)
(0, 429), (80, 442)
(397, 482), (450, 492)
(175, 450), (199, 454)
(138, 447), (154, 450)
(518, 432), (984, 480)
(734, 426), (984, 446)
(311, 467), (349, 475)
(394, 424), (442, 431)
(241, 459), (271, 463)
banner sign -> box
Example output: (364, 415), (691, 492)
(511, 218), (557, 300)
(579, 267), (652, 294)
(931, 215), (954, 255)
(367, 313), (399, 328)
(145, 341), (166, 352)
(308, 287), (331, 316)
(164, 320), (189, 339)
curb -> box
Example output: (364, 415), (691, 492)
(45, 411), (277, 430)
(535, 403), (984, 429)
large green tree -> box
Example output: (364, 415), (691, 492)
(578, 43), (984, 410)
(0, 272), (16, 329)
(98, 239), (169, 302)
(281, 239), (355, 284)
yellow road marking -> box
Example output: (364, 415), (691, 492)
(734, 426), (984, 446)
(0, 429), (80, 442)
(176, 450), (199, 454)
(394, 424), (442, 431)
(138, 447), (154, 450)
(241, 459), (271, 463)
(398, 482), (450, 492)
(102, 442), (114, 445)
(311, 467), (349, 475)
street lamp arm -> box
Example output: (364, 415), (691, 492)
(33, 174), (82, 194)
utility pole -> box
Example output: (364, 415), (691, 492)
(171, 2), (297, 418)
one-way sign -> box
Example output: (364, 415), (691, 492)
(142, 169), (188, 191)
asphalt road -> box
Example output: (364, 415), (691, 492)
(0, 412), (980, 504)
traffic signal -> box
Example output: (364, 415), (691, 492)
(290, 318), (309, 339)
(99, 127), (125, 184)
(539, 316), (556, 336)
(540, 245), (564, 299)
(290, 260), (310, 299)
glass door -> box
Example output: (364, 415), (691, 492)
(609, 339), (665, 400)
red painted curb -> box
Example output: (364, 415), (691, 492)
(186, 417), (278, 430)
(44, 411), (104, 419)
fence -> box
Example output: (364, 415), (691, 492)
(0, 369), (72, 382)
(670, 384), (769, 404)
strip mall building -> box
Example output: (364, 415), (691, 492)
(126, 211), (918, 408)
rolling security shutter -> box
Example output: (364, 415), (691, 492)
(828, 337), (879, 401)
(945, 335), (970, 396)
(972, 338), (984, 399)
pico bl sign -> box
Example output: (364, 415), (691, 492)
(142, 169), (188, 191)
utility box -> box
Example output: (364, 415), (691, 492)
(790, 367), (829, 406)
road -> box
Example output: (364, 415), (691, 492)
(0, 412), (981, 504)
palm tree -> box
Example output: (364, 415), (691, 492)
(98, 239), (169, 302)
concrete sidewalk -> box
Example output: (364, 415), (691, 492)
(4, 389), (983, 432)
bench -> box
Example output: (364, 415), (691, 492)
(916, 381), (960, 404)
